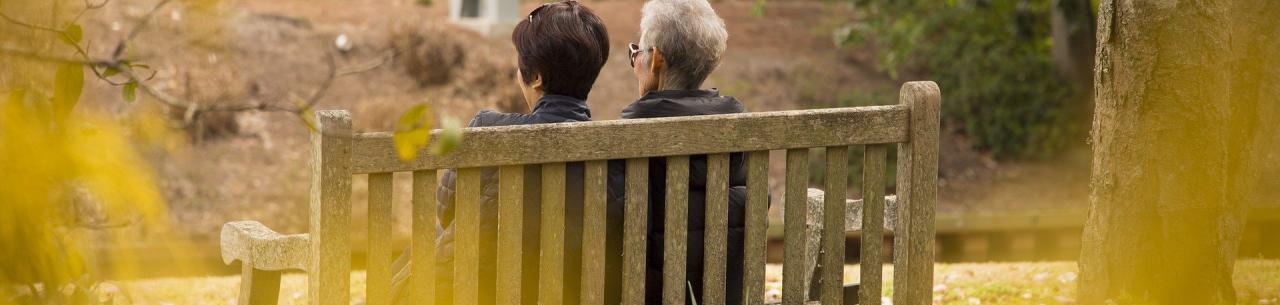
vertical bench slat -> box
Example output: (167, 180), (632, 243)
(892, 81), (940, 305)
(859, 145), (887, 305)
(455, 168), (482, 305)
(664, 156), (691, 305)
(783, 149), (809, 305)
(742, 151), (769, 305)
(703, 153), (730, 305)
(581, 160), (608, 305)
(311, 110), (352, 305)
(367, 173), (394, 305)
(540, 162), (568, 305)
(497, 165), (525, 305)
(821, 147), (848, 305)
(622, 158), (650, 305)
(411, 170), (437, 305)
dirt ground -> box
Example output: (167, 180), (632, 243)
(73, 0), (1099, 242)
(82, 260), (1280, 305)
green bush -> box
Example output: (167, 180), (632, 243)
(841, 0), (1083, 158)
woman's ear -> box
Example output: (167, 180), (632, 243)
(647, 48), (667, 90)
(648, 48), (666, 76)
(529, 73), (544, 91)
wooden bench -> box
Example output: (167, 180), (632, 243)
(220, 81), (940, 305)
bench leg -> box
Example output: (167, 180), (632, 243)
(239, 263), (282, 305)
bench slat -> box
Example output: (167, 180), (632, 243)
(581, 160), (608, 305)
(783, 149), (809, 305)
(455, 168), (482, 305)
(311, 110), (352, 305)
(411, 170), (437, 305)
(367, 173), (394, 305)
(860, 145), (887, 305)
(742, 151), (769, 305)
(664, 156), (690, 305)
(892, 82), (940, 305)
(351, 106), (909, 173)
(622, 158), (650, 305)
(497, 165), (524, 305)
(821, 147), (847, 305)
(540, 163), (567, 305)
(703, 153), (730, 305)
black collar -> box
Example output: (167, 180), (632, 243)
(637, 89), (720, 101)
(531, 94), (592, 119)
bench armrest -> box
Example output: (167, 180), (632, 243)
(220, 221), (311, 272)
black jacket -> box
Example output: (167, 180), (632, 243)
(410, 95), (592, 305)
(604, 89), (754, 305)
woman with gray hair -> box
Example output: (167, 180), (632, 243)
(606, 0), (756, 304)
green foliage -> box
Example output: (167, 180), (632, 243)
(750, 0), (767, 18)
(59, 23), (82, 46)
(430, 116), (464, 156)
(52, 63), (83, 119)
(121, 81), (137, 103)
(842, 0), (1082, 158)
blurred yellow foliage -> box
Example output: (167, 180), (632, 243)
(0, 91), (179, 300)
(1, 0), (211, 302)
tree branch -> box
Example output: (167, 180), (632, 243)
(0, 11), (63, 33)
(113, 0), (172, 58)
(2, 0), (392, 132)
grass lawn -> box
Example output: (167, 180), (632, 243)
(102, 260), (1280, 305)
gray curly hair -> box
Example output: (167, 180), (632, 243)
(639, 0), (728, 90)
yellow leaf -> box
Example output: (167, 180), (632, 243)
(393, 104), (434, 162)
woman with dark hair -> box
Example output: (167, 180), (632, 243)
(391, 2), (609, 305)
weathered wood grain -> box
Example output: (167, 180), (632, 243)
(664, 156), (690, 305)
(820, 146), (847, 305)
(622, 158), (649, 305)
(783, 149), (809, 305)
(703, 153), (730, 305)
(797, 189), (824, 300)
(310, 110), (352, 305)
(240, 264), (282, 305)
(497, 165), (524, 305)
(581, 160), (608, 305)
(220, 221), (311, 272)
(844, 196), (897, 233)
(892, 81), (940, 305)
(455, 168), (482, 305)
(742, 151), (770, 305)
(351, 106), (909, 173)
(411, 170), (437, 305)
(540, 163), (567, 305)
(367, 173), (394, 305)
(859, 145), (887, 305)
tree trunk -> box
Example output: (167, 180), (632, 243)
(1080, 1), (1278, 305)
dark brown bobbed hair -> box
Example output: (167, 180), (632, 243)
(512, 0), (610, 101)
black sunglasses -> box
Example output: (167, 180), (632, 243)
(628, 43), (652, 67)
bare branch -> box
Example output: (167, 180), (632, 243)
(0, 44), (112, 65)
(85, 0), (110, 10)
(303, 52), (339, 110)
(337, 49), (397, 76)
(113, 0), (173, 58)
(3, 0), (390, 132)
(72, 0), (111, 24)
(0, 11), (63, 33)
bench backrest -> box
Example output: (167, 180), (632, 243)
(306, 81), (939, 305)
